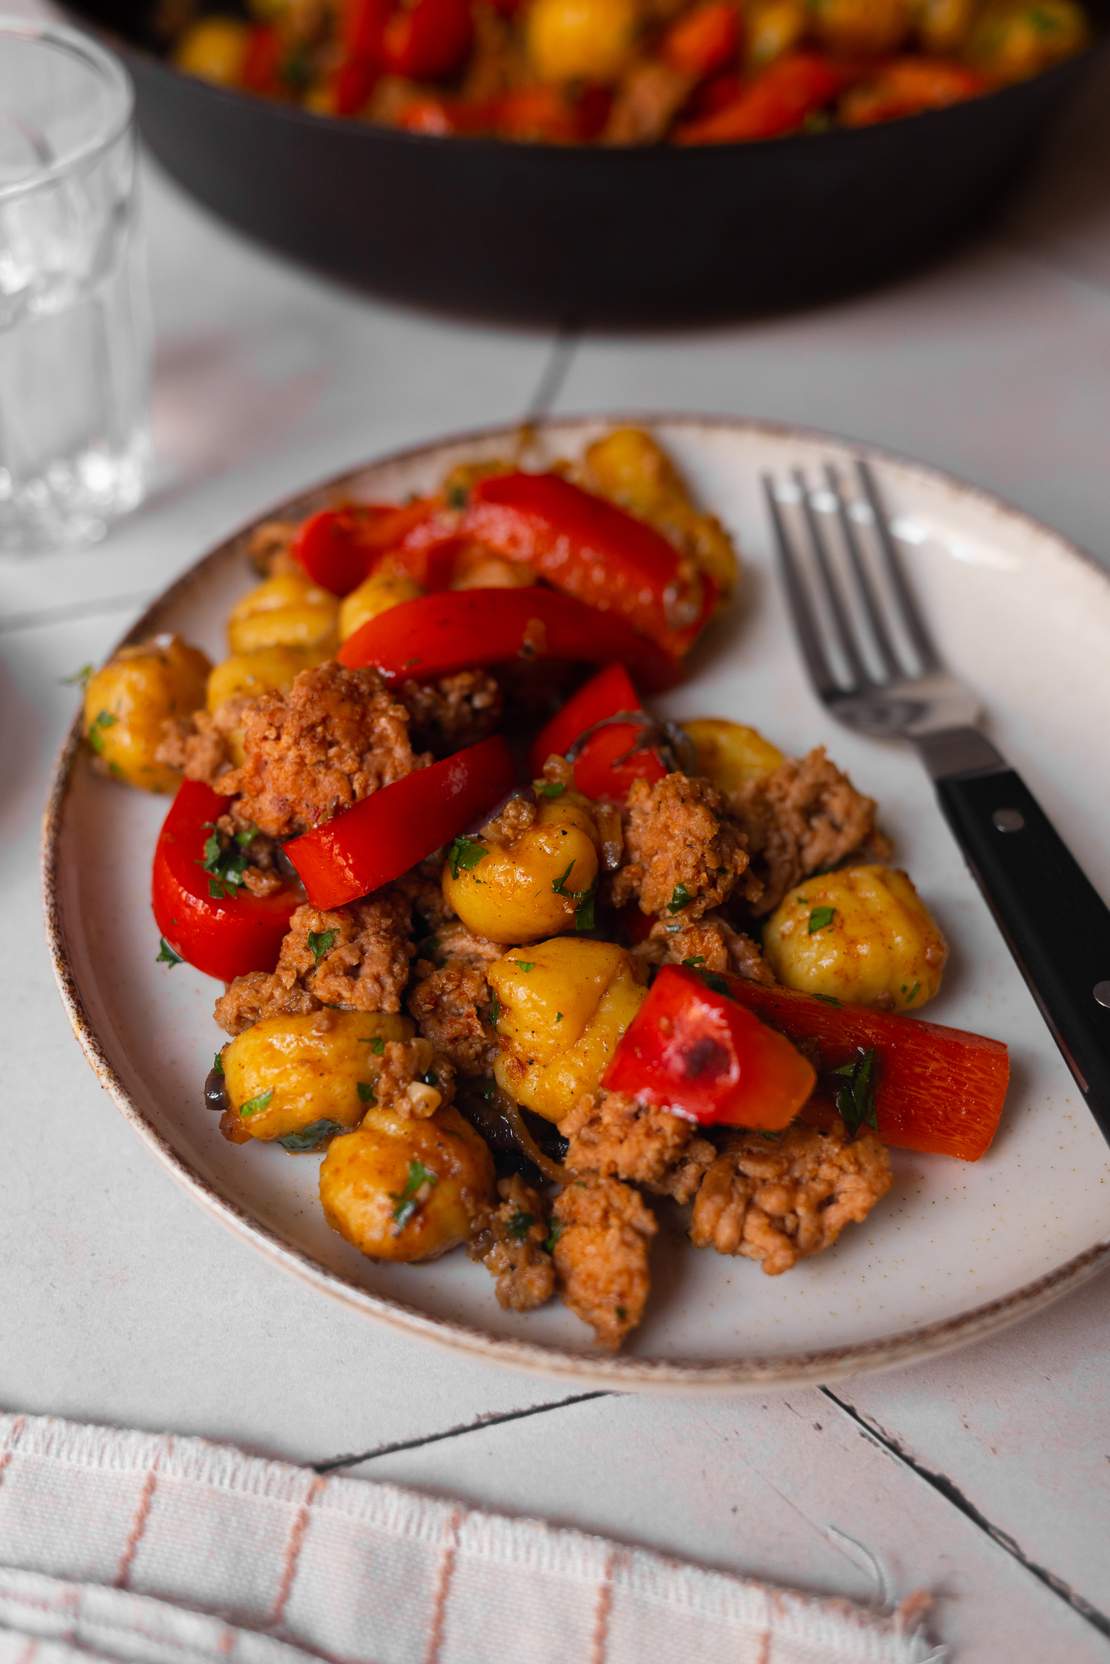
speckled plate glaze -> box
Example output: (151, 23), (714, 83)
(43, 416), (1110, 1390)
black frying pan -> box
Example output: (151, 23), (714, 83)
(65, 0), (1108, 320)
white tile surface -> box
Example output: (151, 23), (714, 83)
(3, 26), (1110, 1661)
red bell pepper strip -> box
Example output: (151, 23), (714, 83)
(382, 0), (473, 78)
(293, 500), (459, 595)
(530, 663), (668, 800)
(241, 24), (282, 94)
(603, 965), (816, 1129)
(840, 60), (987, 127)
(338, 587), (679, 690)
(489, 85), (611, 143)
(331, 54), (379, 116)
(341, 0), (389, 61)
(152, 780), (300, 983)
(286, 735), (515, 908)
(463, 473), (711, 661)
(719, 977), (1010, 1161)
(663, 2), (741, 80)
(676, 53), (848, 143)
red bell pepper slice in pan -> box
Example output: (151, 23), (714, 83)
(338, 587), (678, 690)
(663, 1), (741, 79)
(530, 663), (668, 800)
(603, 965), (817, 1130)
(152, 780), (300, 982)
(676, 53), (849, 144)
(286, 735), (515, 908)
(720, 977), (1010, 1160)
(293, 500), (459, 596)
(463, 472), (712, 661)
(382, 0), (473, 78)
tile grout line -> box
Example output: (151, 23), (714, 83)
(311, 1390), (609, 1475)
(820, 1386), (1110, 1641)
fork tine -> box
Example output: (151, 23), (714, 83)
(761, 474), (840, 699)
(792, 467), (872, 688)
(856, 459), (941, 673)
(824, 463), (905, 680)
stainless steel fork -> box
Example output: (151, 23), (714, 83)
(763, 458), (1110, 1144)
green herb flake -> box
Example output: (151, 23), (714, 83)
(156, 937), (183, 967)
(62, 664), (94, 688)
(357, 1082), (377, 1104)
(904, 980), (921, 1006)
(534, 779), (566, 799)
(308, 929), (337, 965)
(555, 1011), (563, 1023)
(199, 821), (251, 900)
(507, 1209), (534, 1241)
(1028, 4), (1063, 28)
(574, 884), (597, 932)
(87, 709), (119, 755)
(551, 860), (577, 896)
(831, 1047), (879, 1137)
(514, 961), (536, 973)
(212, 1050), (224, 1075)
(668, 883), (692, 914)
(682, 955), (706, 968)
(448, 835), (488, 880)
(544, 1220), (564, 1254)
(807, 905), (837, 935)
(487, 992), (501, 1028)
(391, 1159), (438, 1231)
(814, 993), (841, 1006)
(691, 966), (729, 996)
(278, 1118), (346, 1153)
(239, 1088), (274, 1119)
(446, 482), (469, 509)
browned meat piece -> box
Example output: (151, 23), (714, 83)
(481, 790), (539, 844)
(553, 1177), (657, 1350)
(214, 893), (413, 1034)
(408, 925), (501, 1076)
(732, 748), (889, 916)
(611, 772), (760, 920)
(604, 60), (694, 144)
(469, 1175), (555, 1312)
(690, 1116), (892, 1275)
(560, 1090), (713, 1203)
(395, 863), (458, 935)
(635, 914), (775, 984)
(246, 520), (299, 576)
(374, 1037), (456, 1118)
(398, 670), (503, 755)
(156, 701), (245, 786)
(220, 661), (423, 838)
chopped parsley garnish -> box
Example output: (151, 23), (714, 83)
(551, 860), (577, 895)
(682, 955), (706, 968)
(86, 709), (118, 755)
(239, 1088), (274, 1119)
(534, 779), (566, 798)
(904, 981), (921, 1005)
(212, 1050), (224, 1075)
(514, 961), (536, 973)
(555, 1011), (563, 1023)
(199, 822), (254, 900)
(156, 937), (182, 967)
(544, 1220), (564, 1253)
(280, 48), (311, 89)
(357, 1082), (377, 1104)
(446, 482), (469, 509)
(278, 1118), (346, 1152)
(487, 991), (501, 1028)
(308, 929), (337, 964)
(690, 966), (729, 996)
(507, 1210), (534, 1241)
(392, 1159), (438, 1231)
(814, 993), (841, 1006)
(831, 1047), (879, 1137)
(62, 664), (94, 688)
(361, 1034), (387, 1055)
(668, 883), (692, 913)
(574, 884), (597, 932)
(808, 906), (837, 935)
(448, 835), (488, 879)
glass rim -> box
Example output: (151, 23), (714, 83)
(0, 16), (134, 204)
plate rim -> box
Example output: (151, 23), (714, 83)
(42, 409), (1110, 1391)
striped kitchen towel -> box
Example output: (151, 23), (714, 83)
(0, 1413), (938, 1664)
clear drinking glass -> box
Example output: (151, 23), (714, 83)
(0, 19), (150, 552)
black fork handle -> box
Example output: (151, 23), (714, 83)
(928, 760), (1110, 1145)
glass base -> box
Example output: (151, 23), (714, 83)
(0, 431), (148, 554)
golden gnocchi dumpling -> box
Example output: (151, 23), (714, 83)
(967, 0), (1088, 79)
(339, 570), (424, 641)
(227, 571), (339, 655)
(220, 1010), (412, 1146)
(174, 15), (248, 84)
(320, 1104), (494, 1263)
(762, 865), (947, 1013)
(745, 0), (806, 64)
(682, 718), (784, 795)
(83, 634), (211, 792)
(490, 938), (647, 1122)
(526, 0), (640, 84)
(442, 796), (600, 944)
(206, 644), (325, 713)
(808, 0), (912, 53)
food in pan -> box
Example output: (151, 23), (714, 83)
(165, 0), (1089, 142)
(79, 426), (1010, 1349)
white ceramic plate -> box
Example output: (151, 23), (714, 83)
(43, 416), (1110, 1390)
